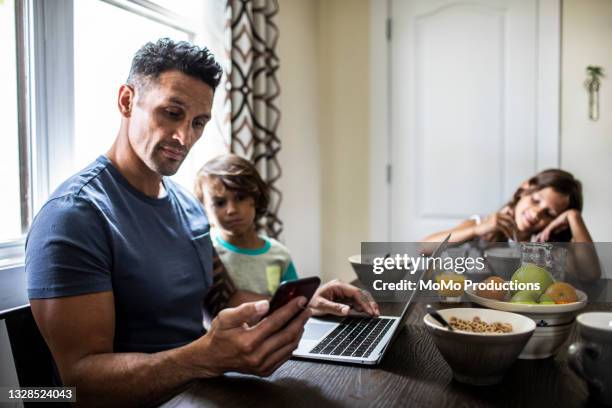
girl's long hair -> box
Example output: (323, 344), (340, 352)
(492, 169), (583, 242)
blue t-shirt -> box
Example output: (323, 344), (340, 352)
(26, 156), (213, 353)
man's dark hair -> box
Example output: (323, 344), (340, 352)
(127, 38), (222, 91)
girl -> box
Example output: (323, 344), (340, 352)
(423, 169), (599, 281)
(423, 169), (593, 244)
(194, 154), (298, 298)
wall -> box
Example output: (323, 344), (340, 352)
(317, 0), (371, 282)
(561, 0), (612, 243)
(277, 0), (371, 282)
(277, 0), (322, 278)
(278, 0), (612, 282)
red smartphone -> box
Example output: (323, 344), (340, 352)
(265, 276), (321, 317)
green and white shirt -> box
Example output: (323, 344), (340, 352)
(212, 231), (298, 295)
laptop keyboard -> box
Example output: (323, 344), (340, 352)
(309, 317), (394, 358)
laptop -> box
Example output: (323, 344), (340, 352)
(293, 234), (451, 365)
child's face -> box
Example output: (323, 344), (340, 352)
(201, 177), (257, 237)
(513, 187), (570, 234)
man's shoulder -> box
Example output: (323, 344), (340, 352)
(29, 157), (113, 235)
(26, 157), (114, 299)
(29, 189), (106, 244)
(48, 156), (111, 203)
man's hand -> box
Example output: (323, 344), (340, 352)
(309, 280), (380, 317)
(187, 296), (311, 378)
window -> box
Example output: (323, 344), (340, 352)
(73, 0), (191, 171)
(1, 0), (228, 264)
(71, 0), (228, 195)
(0, 0), (24, 245)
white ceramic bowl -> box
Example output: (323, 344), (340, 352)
(423, 308), (536, 385)
(519, 319), (575, 359)
(466, 289), (586, 359)
(577, 312), (612, 331)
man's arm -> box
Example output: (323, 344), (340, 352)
(32, 292), (194, 407)
(32, 291), (310, 408)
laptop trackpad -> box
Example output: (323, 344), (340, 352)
(303, 320), (338, 340)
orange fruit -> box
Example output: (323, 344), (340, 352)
(544, 282), (578, 304)
(477, 276), (507, 301)
(435, 272), (465, 297)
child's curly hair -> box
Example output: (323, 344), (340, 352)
(194, 154), (270, 222)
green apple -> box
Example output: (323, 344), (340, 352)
(538, 293), (556, 304)
(511, 263), (554, 297)
(511, 290), (539, 304)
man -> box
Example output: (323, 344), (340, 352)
(26, 38), (378, 407)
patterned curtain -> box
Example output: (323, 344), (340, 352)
(225, 0), (283, 239)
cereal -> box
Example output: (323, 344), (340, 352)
(448, 316), (513, 333)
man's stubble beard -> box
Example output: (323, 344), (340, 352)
(148, 148), (185, 176)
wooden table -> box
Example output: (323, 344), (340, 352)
(2, 264), (609, 407)
(161, 293), (612, 407)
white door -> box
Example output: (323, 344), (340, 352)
(390, 0), (560, 240)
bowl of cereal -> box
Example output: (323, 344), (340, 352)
(423, 308), (536, 385)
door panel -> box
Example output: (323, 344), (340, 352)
(391, 0), (556, 240)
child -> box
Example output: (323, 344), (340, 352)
(423, 169), (600, 281)
(423, 169), (593, 244)
(194, 154), (298, 297)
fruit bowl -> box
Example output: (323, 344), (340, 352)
(465, 289), (588, 314)
(466, 289), (587, 359)
(518, 320), (575, 359)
